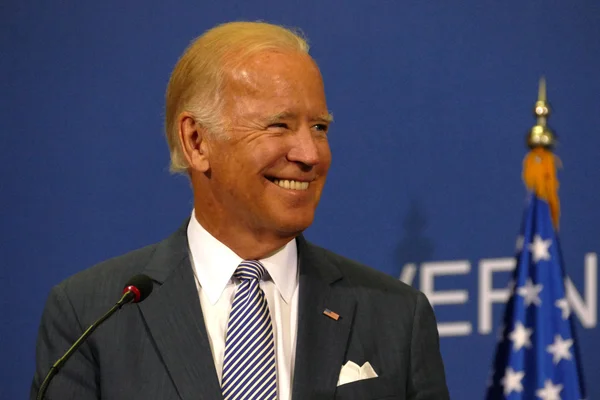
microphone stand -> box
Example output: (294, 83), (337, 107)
(36, 291), (135, 400)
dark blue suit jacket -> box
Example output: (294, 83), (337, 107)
(31, 221), (449, 399)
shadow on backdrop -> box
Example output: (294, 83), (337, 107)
(395, 199), (435, 281)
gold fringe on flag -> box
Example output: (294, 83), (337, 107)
(522, 148), (561, 229)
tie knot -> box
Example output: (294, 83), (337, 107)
(234, 260), (267, 282)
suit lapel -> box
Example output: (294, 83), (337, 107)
(134, 225), (355, 400)
(292, 236), (356, 399)
(138, 223), (222, 400)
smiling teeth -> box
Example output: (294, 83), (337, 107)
(273, 179), (309, 190)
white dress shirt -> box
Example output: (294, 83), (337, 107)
(187, 213), (299, 400)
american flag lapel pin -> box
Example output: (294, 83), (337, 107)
(323, 308), (340, 321)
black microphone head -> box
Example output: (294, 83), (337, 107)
(123, 274), (153, 303)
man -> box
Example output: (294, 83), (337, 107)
(31, 21), (449, 399)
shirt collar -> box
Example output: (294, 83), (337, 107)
(187, 211), (298, 305)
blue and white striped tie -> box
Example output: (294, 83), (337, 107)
(221, 260), (277, 400)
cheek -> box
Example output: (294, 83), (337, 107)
(318, 141), (332, 171)
(249, 141), (290, 169)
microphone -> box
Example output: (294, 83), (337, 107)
(36, 274), (154, 400)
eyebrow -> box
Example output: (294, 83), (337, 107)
(319, 113), (335, 123)
(266, 111), (334, 124)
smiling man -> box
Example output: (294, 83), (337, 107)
(32, 22), (449, 400)
(174, 42), (332, 260)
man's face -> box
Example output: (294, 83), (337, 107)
(202, 51), (332, 238)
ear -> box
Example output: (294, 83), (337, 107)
(177, 112), (210, 173)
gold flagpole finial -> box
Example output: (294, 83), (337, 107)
(527, 76), (556, 149)
(538, 76), (547, 103)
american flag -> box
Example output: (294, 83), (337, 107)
(485, 194), (586, 400)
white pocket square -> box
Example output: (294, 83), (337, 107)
(336, 361), (379, 386)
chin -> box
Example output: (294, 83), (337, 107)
(274, 214), (315, 236)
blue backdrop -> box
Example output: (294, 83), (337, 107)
(2, 1), (599, 399)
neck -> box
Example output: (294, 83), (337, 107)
(192, 209), (297, 260)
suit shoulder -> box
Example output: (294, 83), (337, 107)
(310, 243), (420, 297)
(56, 242), (160, 302)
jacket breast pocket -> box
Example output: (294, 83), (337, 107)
(334, 376), (401, 400)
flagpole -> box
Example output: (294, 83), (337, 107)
(522, 77), (560, 229)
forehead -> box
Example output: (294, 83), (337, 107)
(222, 51), (327, 115)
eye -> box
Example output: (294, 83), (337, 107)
(313, 124), (329, 133)
(268, 122), (289, 129)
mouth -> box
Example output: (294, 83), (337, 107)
(266, 177), (310, 191)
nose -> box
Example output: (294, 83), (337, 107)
(286, 126), (321, 167)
